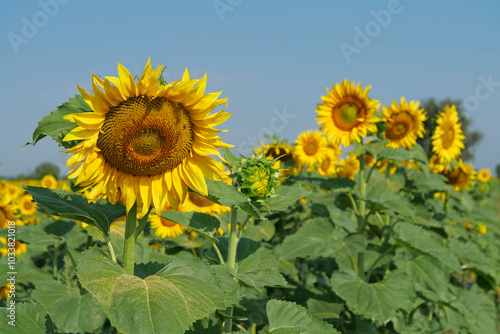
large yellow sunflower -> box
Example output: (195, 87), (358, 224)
(315, 79), (380, 147)
(294, 130), (327, 168)
(431, 105), (465, 163)
(382, 97), (427, 149)
(62, 60), (232, 215)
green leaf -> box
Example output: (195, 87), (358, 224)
(331, 269), (412, 324)
(27, 94), (91, 148)
(221, 147), (239, 174)
(32, 280), (106, 333)
(306, 299), (343, 320)
(23, 186), (125, 238)
(160, 211), (220, 241)
(77, 247), (227, 334)
(394, 253), (451, 297)
(265, 186), (310, 211)
(207, 238), (286, 291)
(0, 302), (49, 334)
(277, 218), (365, 260)
(186, 315), (221, 334)
(266, 299), (340, 333)
(393, 222), (461, 272)
(206, 181), (264, 218)
(448, 239), (496, 280)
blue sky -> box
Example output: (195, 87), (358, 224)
(1, 0), (499, 177)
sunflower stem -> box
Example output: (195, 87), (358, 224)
(123, 203), (138, 275)
(224, 206), (240, 333)
(356, 152), (367, 281)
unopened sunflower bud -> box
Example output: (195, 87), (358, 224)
(236, 152), (282, 201)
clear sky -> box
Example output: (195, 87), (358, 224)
(1, 0), (499, 177)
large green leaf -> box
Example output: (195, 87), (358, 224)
(32, 280), (106, 333)
(28, 94), (91, 148)
(331, 269), (413, 324)
(393, 222), (461, 272)
(265, 186), (310, 211)
(0, 302), (49, 334)
(306, 299), (343, 320)
(77, 247), (227, 334)
(448, 239), (497, 281)
(207, 237), (286, 291)
(394, 252), (451, 298)
(205, 181), (264, 218)
(266, 299), (340, 333)
(24, 186), (125, 238)
(277, 218), (365, 260)
(160, 211), (220, 241)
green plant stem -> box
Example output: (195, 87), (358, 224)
(210, 239), (225, 265)
(347, 192), (360, 215)
(105, 237), (117, 263)
(62, 243), (77, 269)
(365, 245), (396, 280)
(134, 205), (153, 239)
(123, 203), (138, 275)
(356, 152), (367, 280)
(224, 206), (240, 333)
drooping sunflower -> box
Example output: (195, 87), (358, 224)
(336, 153), (360, 180)
(259, 141), (295, 162)
(149, 204), (186, 239)
(182, 191), (230, 215)
(441, 160), (475, 191)
(63, 60), (232, 215)
(477, 168), (491, 183)
(294, 130), (327, 168)
(382, 97), (427, 149)
(317, 139), (342, 176)
(315, 79), (380, 147)
(431, 105), (465, 163)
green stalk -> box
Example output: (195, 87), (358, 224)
(123, 203), (138, 275)
(356, 152), (367, 280)
(224, 206), (239, 333)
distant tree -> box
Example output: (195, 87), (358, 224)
(496, 164), (500, 178)
(417, 98), (483, 161)
(27, 162), (60, 179)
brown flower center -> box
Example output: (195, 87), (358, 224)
(332, 97), (365, 131)
(97, 96), (193, 176)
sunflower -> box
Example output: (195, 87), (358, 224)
(441, 160), (475, 191)
(294, 130), (327, 168)
(431, 105), (465, 163)
(477, 168), (491, 183)
(259, 141), (295, 162)
(149, 204), (186, 239)
(0, 284), (12, 299)
(382, 97), (427, 149)
(429, 155), (446, 174)
(182, 191), (230, 215)
(315, 79), (380, 146)
(62, 60), (231, 215)
(317, 140), (341, 176)
(40, 174), (57, 189)
(336, 153), (360, 180)
(18, 194), (37, 216)
(0, 237), (27, 256)
(0, 194), (18, 229)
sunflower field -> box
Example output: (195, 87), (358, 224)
(1, 60), (499, 334)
